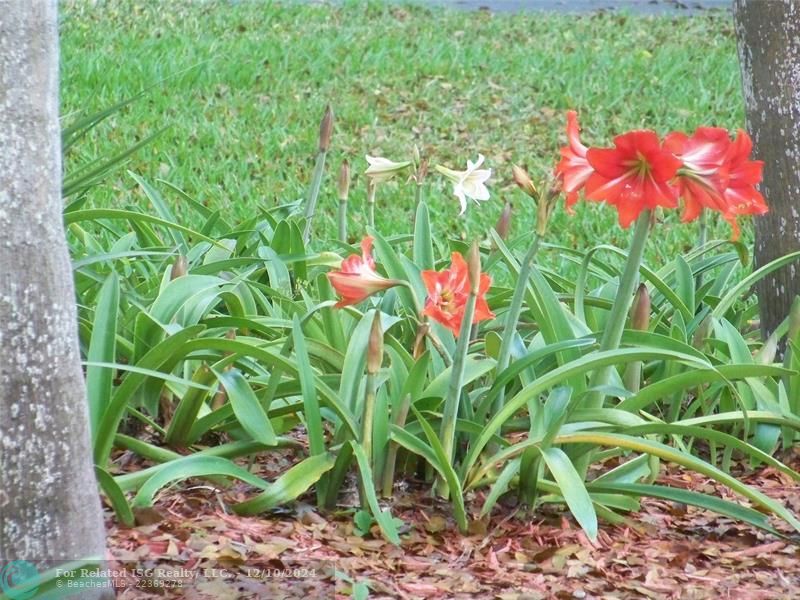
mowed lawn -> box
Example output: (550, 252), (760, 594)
(59, 0), (744, 264)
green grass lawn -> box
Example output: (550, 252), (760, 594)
(59, 0), (746, 262)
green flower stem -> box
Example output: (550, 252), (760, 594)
(414, 182), (423, 213)
(436, 288), (477, 498)
(356, 370), (380, 508)
(585, 209), (652, 408)
(338, 199), (348, 242)
(390, 264), (446, 367)
(361, 371), (378, 474)
(572, 211), (651, 480)
(426, 328), (453, 367)
(381, 392), (412, 497)
(493, 233), (542, 414)
(302, 150), (328, 244)
(622, 361), (642, 393)
(696, 210), (707, 291)
(367, 183), (377, 229)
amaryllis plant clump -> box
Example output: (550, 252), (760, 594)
(555, 110), (767, 237)
(270, 104), (800, 546)
(77, 99), (800, 555)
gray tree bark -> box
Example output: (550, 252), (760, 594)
(0, 1), (111, 592)
(733, 0), (800, 340)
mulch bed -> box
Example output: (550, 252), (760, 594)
(103, 446), (800, 599)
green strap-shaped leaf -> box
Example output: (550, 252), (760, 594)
(64, 208), (224, 247)
(462, 347), (711, 477)
(350, 442), (401, 545)
(95, 466), (134, 527)
(410, 406), (468, 533)
(618, 363), (791, 412)
(234, 453), (336, 515)
(165, 363), (217, 446)
(413, 201), (434, 271)
(132, 455), (270, 508)
(555, 431), (800, 532)
(588, 482), (782, 538)
(714, 250), (800, 318)
(129, 171), (188, 254)
(86, 271), (119, 440)
(213, 367), (276, 445)
(94, 325), (206, 466)
(540, 447), (598, 541)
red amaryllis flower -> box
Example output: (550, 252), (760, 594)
(665, 126), (731, 222)
(584, 130), (683, 228)
(666, 127), (766, 239)
(719, 129), (767, 239)
(327, 236), (400, 307)
(554, 111), (593, 210)
(421, 252), (494, 337)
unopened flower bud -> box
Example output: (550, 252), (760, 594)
(318, 104), (334, 152)
(467, 241), (481, 295)
(170, 255), (188, 280)
(415, 158), (429, 185)
(494, 202), (512, 241)
(338, 160), (350, 201)
(365, 155), (412, 183)
(630, 284), (650, 331)
(367, 311), (384, 375)
(512, 164), (537, 199)
(212, 387), (228, 410)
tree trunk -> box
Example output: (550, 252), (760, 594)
(733, 0), (800, 340)
(0, 1), (110, 592)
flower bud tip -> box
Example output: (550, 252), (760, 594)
(338, 159), (350, 200)
(512, 164), (537, 199)
(631, 283), (650, 331)
(367, 311), (384, 374)
(318, 104), (334, 152)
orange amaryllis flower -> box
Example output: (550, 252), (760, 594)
(327, 236), (400, 307)
(584, 130), (683, 228)
(422, 252), (494, 337)
(554, 110), (593, 211)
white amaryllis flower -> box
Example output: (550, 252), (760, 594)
(364, 155), (413, 183)
(435, 154), (492, 214)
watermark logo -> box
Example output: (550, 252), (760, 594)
(0, 560), (40, 600)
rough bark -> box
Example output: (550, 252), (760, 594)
(733, 0), (800, 339)
(0, 0), (110, 589)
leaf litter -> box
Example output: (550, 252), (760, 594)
(104, 447), (800, 599)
